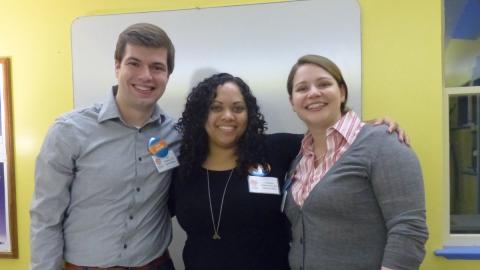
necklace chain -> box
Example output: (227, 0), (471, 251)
(206, 169), (234, 240)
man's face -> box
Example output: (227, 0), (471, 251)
(115, 43), (169, 114)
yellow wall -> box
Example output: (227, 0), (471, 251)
(0, 0), (476, 269)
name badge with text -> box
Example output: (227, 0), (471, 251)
(148, 137), (179, 173)
(248, 176), (280, 195)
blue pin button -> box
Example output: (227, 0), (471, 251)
(148, 137), (169, 158)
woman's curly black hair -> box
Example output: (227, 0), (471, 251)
(175, 73), (268, 179)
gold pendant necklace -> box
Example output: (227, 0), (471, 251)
(206, 169), (234, 240)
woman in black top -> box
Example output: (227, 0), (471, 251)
(170, 73), (301, 270)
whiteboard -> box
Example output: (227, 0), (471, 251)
(71, 0), (361, 135)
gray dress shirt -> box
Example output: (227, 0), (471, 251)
(30, 88), (181, 270)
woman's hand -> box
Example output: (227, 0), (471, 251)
(367, 117), (410, 146)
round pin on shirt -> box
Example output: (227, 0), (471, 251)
(248, 163), (271, 176)
(148, 137), (169, 157)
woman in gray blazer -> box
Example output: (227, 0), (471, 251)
(283, 54), (428, 270)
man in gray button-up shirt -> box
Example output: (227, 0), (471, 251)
(30, 23), (180, 270)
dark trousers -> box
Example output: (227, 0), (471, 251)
(152, 259), (175, 270)
(64, 253), (175, 270)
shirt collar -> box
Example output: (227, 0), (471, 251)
(327, 110), (361, 145)
(300, 110), (362, 155)
(97, 85), (164, 125)
(300, 133), (315, 157)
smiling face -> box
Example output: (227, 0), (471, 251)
(290, 63), (346, 130)
(205, 82), (248, 151)
(114, 43), (169, 116)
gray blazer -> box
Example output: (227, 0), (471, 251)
(285, 125), (428, 270)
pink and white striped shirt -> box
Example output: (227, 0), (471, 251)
(292, 110), (365, 206)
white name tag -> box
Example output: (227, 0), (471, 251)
(151, 150), (179, 173)
(248, 176), (280, 195)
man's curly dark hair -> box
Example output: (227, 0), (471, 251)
(175, 73), (268, 179)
